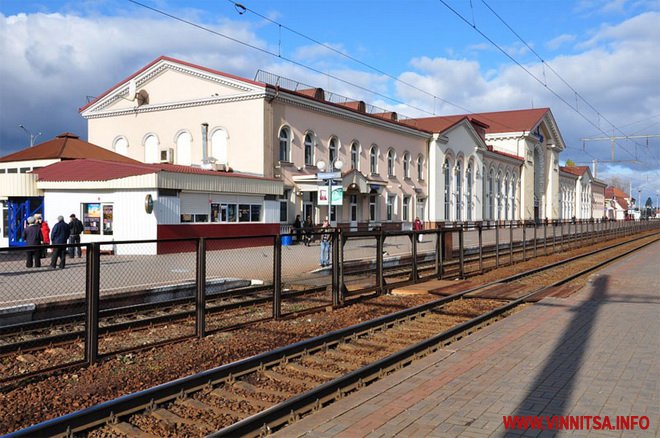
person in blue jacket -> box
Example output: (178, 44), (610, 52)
(50, 215), (71, 269)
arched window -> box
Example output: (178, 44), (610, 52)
(329, 137), (338, 165)
(387, 149), (395, 177)
(444, 159), (451, 220)
(211, 128), (227, 165)
(403, 152), (411, 178)
(466, 162), (473, 221)
(496, 171), (502, 220)
(417, 155), (424, 180)
(144, 134), (159, 164)
(488, 168), (494, 220)
(350, 142), (359, 170)
(504, 173), (510, 220)
(278, 127), (290, 162)
(370, 145), (378, 174)
(113, 136), (128, 156)
(304, 133), (314, 166)
(176, 131), (193, 166)
(455, 161), (462, 221)
(511, 175), (517, 219)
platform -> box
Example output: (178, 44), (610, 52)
(278, 241), (660, 437)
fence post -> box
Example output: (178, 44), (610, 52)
(458, 226), (465, 278)
(552, 222), (556, 253)
(411, 229), (419, 282)
(332, 230), (342, 307)
(195, 238), (206, 338)
(478, 223), (483, 274)
(273, 235), (282, 319)
(544, 221), (547, 255)
(495, 222), (500, 268)
(85, 243), (100, 366)
(376, 228), (385, 295)
(509, 221), (514, 265)
(533, 221), (537, 258)
(522, 221), (527, 261)
(435, 228), (443, 279)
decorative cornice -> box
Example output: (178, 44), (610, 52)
(270, 91), (430, 139)
(83, 93), (267, 119)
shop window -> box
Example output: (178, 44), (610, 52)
(181, 214), (194, 223)
(82, 203), (113, 235)
(251, 205), (261, 222)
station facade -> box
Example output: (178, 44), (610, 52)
(0, 55), (611, 249)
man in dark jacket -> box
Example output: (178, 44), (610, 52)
(50, 215), (71, 269)
(23, 216), (43, 268)
(67, 214), (84, 258)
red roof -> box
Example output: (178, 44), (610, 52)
(34, 159), (278, 182)
(485, 145), (524, 161)
(0, 133), (139, 163)
(605, 186), (629, 210)
(409, 108), (549, 134)
(560, 166), (589, 177)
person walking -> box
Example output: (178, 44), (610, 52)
(23, 216), (43, 268)
(34, 214), (50, 258)
(319, 217), (331, 267)
(68, 214), (84, 258)
(50, 215), (71, 269)
(293, 214), (302, 244)
(413, 216), (424, 243)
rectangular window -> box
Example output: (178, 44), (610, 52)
(211, 203), (220, 222)
(279, 189), (289, 222)
(250, 205), (261, 222)
(102, 204), (113, 235)
(227, 204), (237, 222)
(369, 195), (377, 221)
(7, 168), (17, 174)
(402, 196), (410, 222)
(350, 195), (358, 222)
(20, 167), (30, 173)
(181, 214), (194, 223)
(82, 203), (101, 234)
(386, 195), (395, 221)
(330, 205), (337, 222)
(238, 204), (250, 222)
(194, 214), (208, 222)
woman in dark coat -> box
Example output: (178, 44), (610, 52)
(23, 216), (43, 268)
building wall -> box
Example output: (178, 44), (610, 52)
(592, 184), (606, 219)
(269, 98), (429, 226)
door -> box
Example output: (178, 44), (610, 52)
(349, 195), (359, 231)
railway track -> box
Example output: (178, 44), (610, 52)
(10, 233), (658, 437)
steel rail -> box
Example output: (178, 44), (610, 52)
(8, 234), (657, 437)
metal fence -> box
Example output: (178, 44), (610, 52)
(0, 219), (657, 377)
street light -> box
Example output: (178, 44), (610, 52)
(18, 124), (42, 147)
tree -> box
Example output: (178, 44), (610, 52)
(645, 197), (653, 208)
(565, 159), (576, 167)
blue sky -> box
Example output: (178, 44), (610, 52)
(1, 0), (659, 204)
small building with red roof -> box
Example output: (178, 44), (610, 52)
(604, 186), (631, 220)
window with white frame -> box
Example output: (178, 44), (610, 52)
(387, 149), (395, 177)
(504, 174), (510, 220)
(455, 161), (462, 221)
(113, 136), (128, 156)
(370, 145), (378, 174)
(279, 127), (290, 162)
(496, 171), (502, 220)
(466, 162), (473, 221)
(488, 168), (495, 219)
(369, 195), (377, 221)
(403, 152), (410, 179)
(417, 155), (424, 181)
(211, 128), (228, 165)
(350, 195), (358, 222)
(144, 134), (160, 164)
(350, 142), (359, 170)
(279, 189), (290, 222)
(329, 137), (338, 165)
(304, 133), (314, 166)
(511, 175), (517, 219)
(176, 131), (192, 166)
(386, 194), (396, 221)
(402, 196), (410, 222)
(444, 159), (451, 220)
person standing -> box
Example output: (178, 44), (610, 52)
(319, 217), (331, 267)
(293, 214), (302, 244)
(23, 216), (43, 268)
(68, 214), (84, 258)
(50, 215), (71, 269)
(413, 216), (423, 243)
(303, 216), (313, 246)
(34, 214), (50, 258)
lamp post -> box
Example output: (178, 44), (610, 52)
(316, 159), (343, 222)
(18, 124), (42, 147)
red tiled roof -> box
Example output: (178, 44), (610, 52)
(34, 159), (279, 182)
(0, 133), (140, 163)
(605, 186), (630, 210)
(408, 108), (549, 134)
(560, 166), (589, 176)
(485, 145), (524, 161)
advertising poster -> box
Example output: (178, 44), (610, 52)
(83, 203), (101, 234)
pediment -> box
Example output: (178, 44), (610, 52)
(81, 57), (265, 117)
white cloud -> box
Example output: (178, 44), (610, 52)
(546, 34), (577, 51)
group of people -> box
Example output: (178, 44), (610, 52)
(23, 213), (84, 269)
(292, 215), (332, 267)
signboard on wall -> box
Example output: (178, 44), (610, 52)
(318, 185), (344, 206)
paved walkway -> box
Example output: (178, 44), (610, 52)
(278, 240), (660, 437)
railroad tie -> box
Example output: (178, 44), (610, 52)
(180, 398), (239, 419)
(262, 369), (315, 388)
(151, 408), (203, 427)
(110, 421), (159, 437)
(303, 354), (356, 371)
(211, 388), (272, 410)
(232, 380), (291, 399)
(286, 361), (341, 379)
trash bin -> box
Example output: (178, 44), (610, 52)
(281, 235), (293, 246)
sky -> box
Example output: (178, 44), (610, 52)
(1, 0), (659, 206)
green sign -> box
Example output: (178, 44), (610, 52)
(318, 185), (344, 206)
